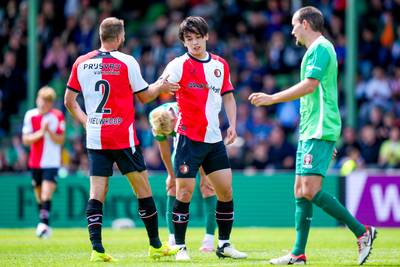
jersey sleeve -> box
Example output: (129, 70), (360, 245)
(127, 57), (149, 93)
(221, 59), (234, 95)
(304, 45), (330, 81)
(22, 112), (33, 134)
(160, 58), (182, 83)
(66, 61), (81, 93)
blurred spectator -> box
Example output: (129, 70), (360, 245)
(246, 141), (269, 171)
(339, 146), (364, 177)
(0, 50), (26, 133)
(379, 126), (400, 168)
(226, 138), (246, 170)
(364, 67), (391, 106)
(267, 125), (295, 169)
(337, 127), (361, 162)
(248, 107), (273, 144)
(42, 37), (68, 84)
(359, 125), (382, 166)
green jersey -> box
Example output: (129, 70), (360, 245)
(148, 102), (178, 141)
(299, 36), (341, 141)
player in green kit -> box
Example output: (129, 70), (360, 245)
(149, 102), (217, 252)
(249, 6), (376, 265)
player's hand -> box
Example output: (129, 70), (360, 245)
(41, 121), (49, 133)
(224, 126), (237, 145)
(248, 92), (274, 107)
(166, 174), (176, 192)
(160, 74), (180, 95)
(332, 148), (337, 160)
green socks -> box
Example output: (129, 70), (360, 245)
(204, 195), (217, 235)
(312, 191), (366, 237)
(292, 198), (313, 256)
(166, 195), (176, 234)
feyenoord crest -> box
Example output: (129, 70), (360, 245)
(303, 154), (313, 168)
(214, 68), (221, 77)
(180, 164), (189, 174)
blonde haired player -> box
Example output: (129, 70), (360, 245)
(149, 102), (217, 253)
(22, 86), (65, 239)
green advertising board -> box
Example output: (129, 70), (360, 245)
(0, 172), (339, 228)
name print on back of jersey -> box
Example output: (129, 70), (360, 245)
(83, 63), (121, 75)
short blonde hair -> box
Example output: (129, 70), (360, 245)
(150, 109), (174, 136)
(37, 86), (56, 102)
(99, 17), (124, 43)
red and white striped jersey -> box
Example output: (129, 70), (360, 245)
(22, 108), (65, 169)
(162, 52), (234, 143)
(67, 50), (148, 150)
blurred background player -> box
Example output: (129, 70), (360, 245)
(149, 102), (217, 252)
(64, 17), (179, 262)
(161, 16), (247, 261)
(249, 6), (377, 265)
(22, 86), (65, 238)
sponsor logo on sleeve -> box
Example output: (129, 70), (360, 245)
(303, 154), (313, 169)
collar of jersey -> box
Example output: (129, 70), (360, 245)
(97, 49), (117, 54)
(308, 35), (325, 51)
(187, 52), (211, 63)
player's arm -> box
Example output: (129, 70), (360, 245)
(64, 89), (87, 128)
(156, 138), (177, 192)
(22, 111), (45, 145)
(223, 92), (237, 145)
(136, 75), (180, 104)
(249, 78), (319, 107)
(157, 139), (175, 178)
(22, 128), (45, 146)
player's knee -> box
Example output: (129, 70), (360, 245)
(176, 188), (193, 202)
(217, 187), (232, 202)
(302, 188), (317, 200)
(294, 186), (303, 198)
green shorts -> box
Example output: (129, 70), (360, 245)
(295, 139), (336, 177)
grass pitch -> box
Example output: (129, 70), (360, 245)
(0, 227), (399, 266)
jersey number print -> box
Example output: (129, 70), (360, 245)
(95, 80), (111, 114)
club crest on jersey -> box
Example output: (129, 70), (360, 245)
(179, 164), (189, 174)
(214, 69), (221, 77)
(303, 154), (313, 169)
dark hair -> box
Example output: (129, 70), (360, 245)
(296, 6), (324, 33)
(99, 17), (124, 42)
(178, 16), (208, 41)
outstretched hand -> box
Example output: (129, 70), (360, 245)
(160, 74), (180, 95)
(248, 92), (274, 107)
(224, 126), (237, 145)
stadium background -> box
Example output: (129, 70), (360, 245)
(0, 0), (399, 230)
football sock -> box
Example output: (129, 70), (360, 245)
(173, 199), (190, 245)
(292, 198), (313, 255)
(166, 195), (175, 234)
(312, 191), (366, 237)
(86, 199), (104, 253)
(216, 200), (234, 242)
(204, 195), (217, 235)
(138, 197), (162, 248)
(40, 200), (51, 225)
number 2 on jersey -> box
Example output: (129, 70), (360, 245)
(95, 80), (111, 114)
